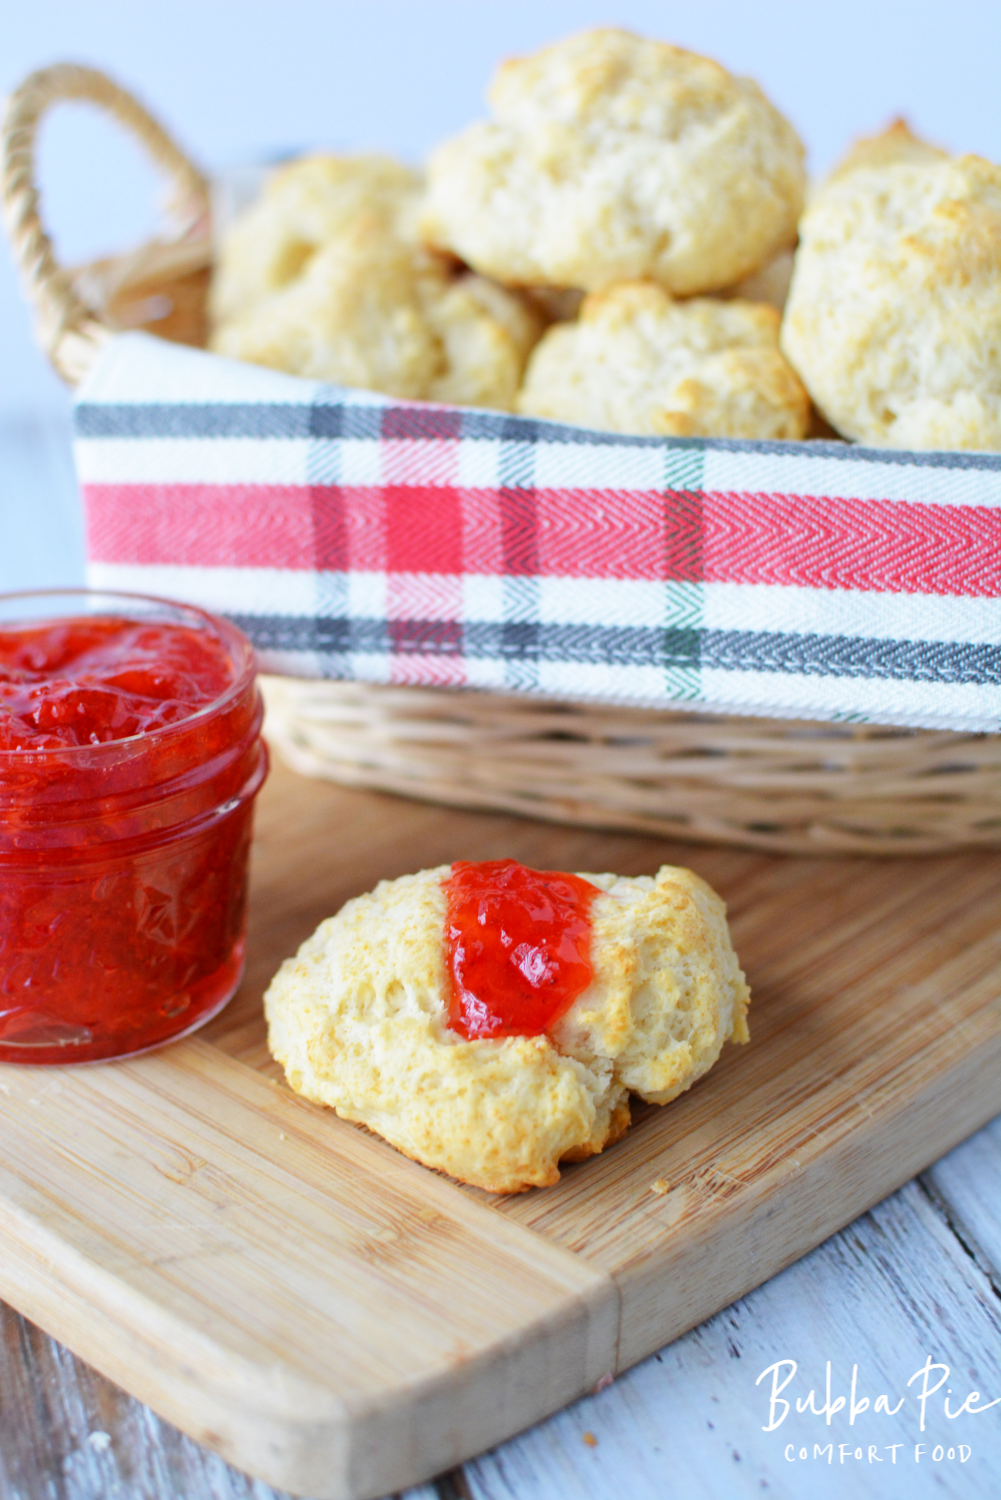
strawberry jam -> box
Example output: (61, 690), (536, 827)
(0, 591), (267, 1064)
(443, 859), (600, 1040)
(0, 616), (234, 749)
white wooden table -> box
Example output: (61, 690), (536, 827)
(1, 409), (1000, 1500)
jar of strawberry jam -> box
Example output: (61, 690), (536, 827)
(0, 590), (268, 1063)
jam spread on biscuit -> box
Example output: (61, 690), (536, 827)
(444, 859), (600, 1040)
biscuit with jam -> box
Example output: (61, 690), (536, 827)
(265, 860), (750, 1194)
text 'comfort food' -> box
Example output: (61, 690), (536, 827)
(265, 859), (750, 1194)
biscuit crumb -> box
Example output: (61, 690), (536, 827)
(650, 1177), (671, 1195)
(279, 1133), (287, 1141)
(582, 1431), (599, 1447)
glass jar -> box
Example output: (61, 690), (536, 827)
(0, 590), (268, 1063)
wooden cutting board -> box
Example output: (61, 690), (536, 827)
(0, 755), (998, 1500)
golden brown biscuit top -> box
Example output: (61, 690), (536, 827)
(488, 28), (742, 136)
(518, 281), (810, 441)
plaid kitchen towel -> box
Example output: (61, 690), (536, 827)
(75, 333), (1001, 733)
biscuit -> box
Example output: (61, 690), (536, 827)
(517, 281), (810, 440)
(421, 28), (806, 295)
(265, 863), (750, 1194)
(780, 124), (1001, 449)
(825, 117), (947, 183)
(210, 153), (424, 327)
(211, 214), (543, 407)
(425, 269), (544, 408)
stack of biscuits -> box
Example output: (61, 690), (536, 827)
(211, 28), (1001, 452)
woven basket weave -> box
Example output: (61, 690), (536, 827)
(5, 64), (999, 856)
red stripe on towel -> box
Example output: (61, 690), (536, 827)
(83, 484), (316, 568)
(703, 493), (1001, 596)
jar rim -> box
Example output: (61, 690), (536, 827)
(0, 587), (257, 760)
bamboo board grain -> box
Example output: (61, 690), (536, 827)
(0, 755), (998, 1500)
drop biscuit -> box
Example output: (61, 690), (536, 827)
(421, 28), (806, 295)
(781, 122), (1001, 450)
(517, 281), (810, 440)
(265, 863), (750, 1194)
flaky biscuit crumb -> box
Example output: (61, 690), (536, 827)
(265, 864), (750, 1194)
(517, 281), (810, 440)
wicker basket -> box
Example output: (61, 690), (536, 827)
(4, 64), (1000, 856)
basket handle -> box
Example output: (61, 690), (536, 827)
(2, 63), (210, 383)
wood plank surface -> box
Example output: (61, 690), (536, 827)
(925, 1115), (1001, 1295)
(492, 845), (1001, 1366)
(0, 1039), (615, 1499)
(0, 754), (998, 1500)
(6, 1163), (1001, 1500)
(463, 1178), (1001, 1500)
